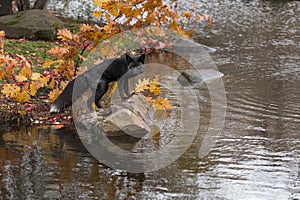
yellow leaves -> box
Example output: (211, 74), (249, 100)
(93, 0), (104, 7)
(135, 75), (171, 111)
(31, 72), (41, 81)
(43, 60), (58, 68)
(48, 89), (61, 102)
(151, 97), (172, 111)
(2, 84), (30, 103)
(93, 10), (103, 18)
(30, 76), (50, 96)
(18, 110), (26, 115)
(2, 84), (18, 98)
(15, 75), (28, 82)
(0, 34), (53, 103)
(135, 75), (160, 95)
(19, 65), (31, 77)
(17, 90), (30, 103)
(135, 78), (150, 93)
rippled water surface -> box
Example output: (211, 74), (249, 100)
(1, 0), (300, 199)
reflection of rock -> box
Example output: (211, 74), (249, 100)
(177, 69), (224, 86)
(0, 10), (65, 40)
(77, 93), (152, 137)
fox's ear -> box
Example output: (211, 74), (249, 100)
(125, 54), (133, 64)
(138, 54), (146, 64)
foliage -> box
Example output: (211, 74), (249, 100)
(4, 39), (53, 67)
(93, 0), (207, 36)
(135, 75), (171, 111)
(0, 31), (50, 103)
(1, 0), (210, 112)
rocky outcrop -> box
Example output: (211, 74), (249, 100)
(0, 10), (65, 40)
(77, 94), (153, 137)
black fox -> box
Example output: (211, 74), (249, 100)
(50, 54), (145, 113)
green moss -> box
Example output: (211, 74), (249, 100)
(5, 20), (20, 26)
(5, 13), (24, 26)
(4, 39), (55, 71)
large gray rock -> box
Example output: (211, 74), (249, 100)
(102, 108), (149, 137)
(102, 94), (152, 137)
(76, 94), (152, 137)
(0, 10), (65, 40)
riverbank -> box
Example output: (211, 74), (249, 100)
(1, 38), (74, 126)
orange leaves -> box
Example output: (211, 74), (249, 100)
(135, 75), (171, 111)
(182, 11), (192, 19)
(57, 29), (73, 42)
(149, 97), (172, 111)
(47, 46), (68, 58)
(0, 69), (4, 80)
(0, 32), (53, 103)
(0, 31), (5, 55)
(93, 0), (212, 36)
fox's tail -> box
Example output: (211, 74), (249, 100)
(50, 79), (76, 113)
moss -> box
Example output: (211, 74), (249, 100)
(5, 20), (20, 26)
(5, 13), (24, 26)
(4, 39), (55, 70)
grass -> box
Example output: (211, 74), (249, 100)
(4, 39), (56, 70)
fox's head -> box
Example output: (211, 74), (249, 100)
(126, 54), (145, 77)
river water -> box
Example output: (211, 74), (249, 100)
(1, 0), (300, 199)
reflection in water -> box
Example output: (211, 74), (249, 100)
(1, 0), (300, 199)
(0, 127), (146, 199)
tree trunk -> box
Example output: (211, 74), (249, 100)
(33, 0), (48, 9)
(0, 0), (13, 16)
(16, 0), (30, 11)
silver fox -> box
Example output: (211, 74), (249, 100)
(50, 54), (145, 113)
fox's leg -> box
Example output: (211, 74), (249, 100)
(94, 79), (110, 109)
(118, 76), (133, 100)
(123, 77), (132, 98)
(118, 78), (126, 100)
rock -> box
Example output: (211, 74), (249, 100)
(177, 70), (203, 86)
(102, 94), (151, 137)
(102, 108), (149, 137)
(177, 69), (224, 86)
(75, 94), (152, 137)
(0, 10), (65, 40)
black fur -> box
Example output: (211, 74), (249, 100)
(50, 54), (145, 113)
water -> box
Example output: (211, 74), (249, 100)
(1, 0), (300, 199)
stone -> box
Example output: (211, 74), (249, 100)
(0, 10), (65, 41)
(102, 93), (151, 137)
(102, 108), (149, 137)
(177, 69), (224, 86)
(75, 94), (152, 137)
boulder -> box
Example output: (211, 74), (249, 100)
(177, 69), (224, 86)
(0, 10), (65, 40)
(102, 94), (151, 137)
(76, 93), (152, 137)
(102, 108), (149, 137)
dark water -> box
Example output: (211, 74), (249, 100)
(1, 0), (300, 199)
